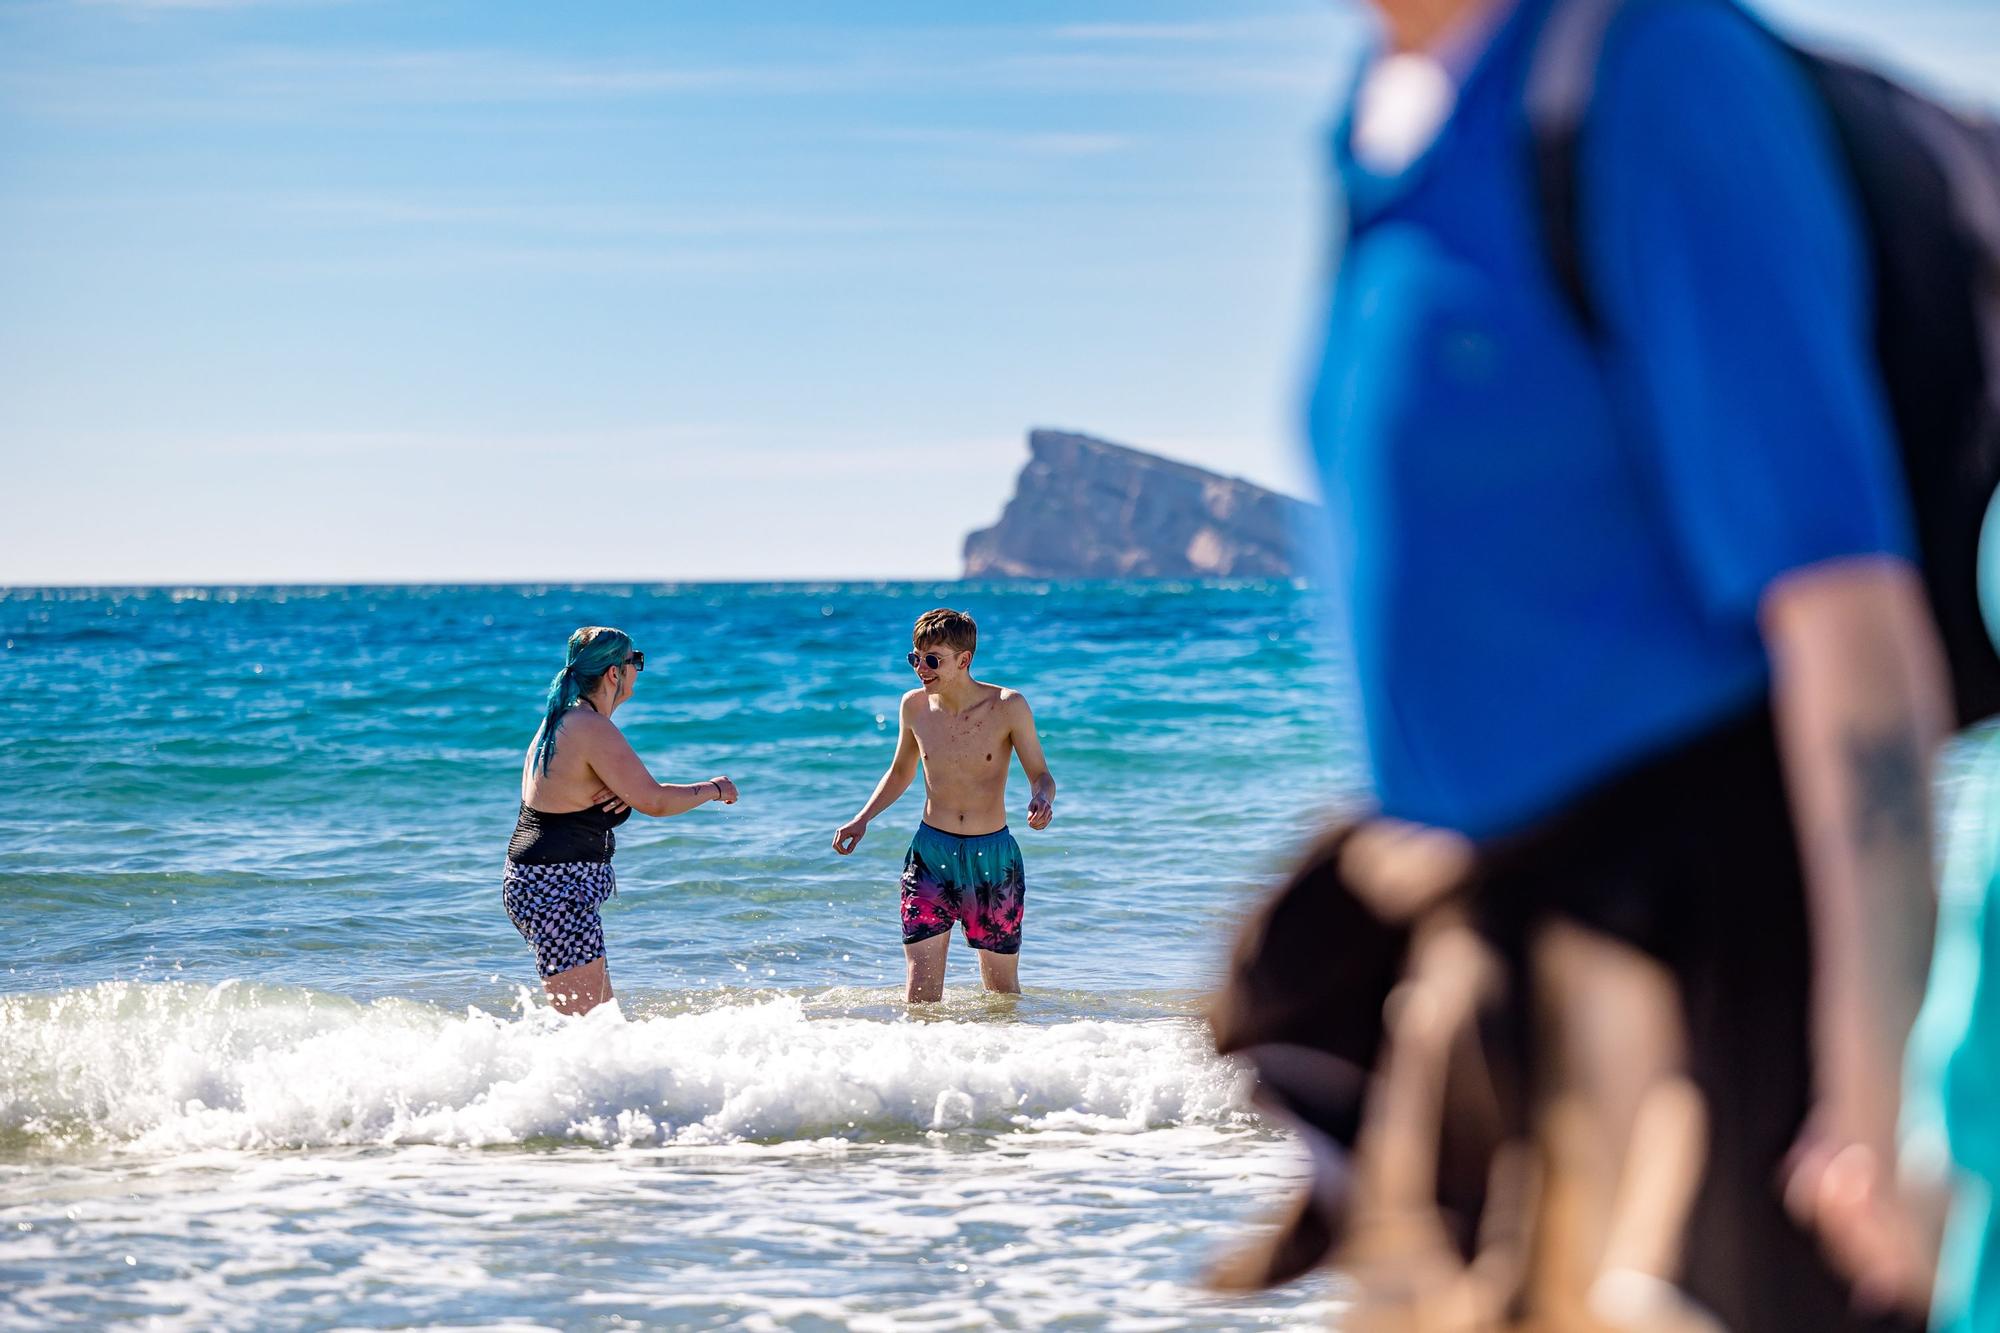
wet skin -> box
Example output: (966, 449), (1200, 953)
(832, 642), (1055, 1001)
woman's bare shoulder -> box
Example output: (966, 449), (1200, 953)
(545, 705), (621, 755)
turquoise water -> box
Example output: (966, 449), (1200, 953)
(0, 582), (1362, 1330)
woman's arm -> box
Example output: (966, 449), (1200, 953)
(577, 713), (736, 818)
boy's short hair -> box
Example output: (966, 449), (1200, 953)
(912, 608), (977, 657)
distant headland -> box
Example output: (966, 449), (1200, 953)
(962, 429), (1317, 580)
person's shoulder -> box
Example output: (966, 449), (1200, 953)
(1583, 1), (1850, 259)
(557, 704), (615, 740)
(993, 684), (1031, 712)
(1595, 1), (1806, 131)
(899, 687), (927, 713)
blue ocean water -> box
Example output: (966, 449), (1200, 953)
(0, 582), (1363, 1330)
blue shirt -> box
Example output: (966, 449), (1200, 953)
(1308, 0), (1914, 837)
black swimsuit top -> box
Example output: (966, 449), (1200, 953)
(508, 800), (631, 865)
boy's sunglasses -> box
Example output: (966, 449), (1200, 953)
(906, 651), (949, 671)
(624, 651), (645, 671)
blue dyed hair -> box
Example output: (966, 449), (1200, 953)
(532, 625), (636, 776)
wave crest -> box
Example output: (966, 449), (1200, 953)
(0, 982), (1252, 1152)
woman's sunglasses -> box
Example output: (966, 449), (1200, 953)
(906, 651), (950, 671)
(623, 651), (645, 672)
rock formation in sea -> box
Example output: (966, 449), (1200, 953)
(962, 428), (1316, 579)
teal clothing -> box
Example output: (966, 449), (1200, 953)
(899, 823), (1027, 954)
(1909, 735), (2000, 1330)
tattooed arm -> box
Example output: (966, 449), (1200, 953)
(1761, 555), (1950, 1308)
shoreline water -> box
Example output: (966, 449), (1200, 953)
(3, 981), (1245, 1154)
(0, 978), (1348, 1330)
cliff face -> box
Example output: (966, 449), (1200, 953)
(962, 429), (1314, 579)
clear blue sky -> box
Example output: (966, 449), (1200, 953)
(1, 0), (1992, 584)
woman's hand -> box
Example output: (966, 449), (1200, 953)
(708, 776), (739, 805)
(589, 786), (629, 815)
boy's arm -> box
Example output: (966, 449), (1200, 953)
(1010, 694), (1056, 830)
(833, 696), (922, 854)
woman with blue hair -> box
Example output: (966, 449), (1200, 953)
(504, 625), (738, 1014)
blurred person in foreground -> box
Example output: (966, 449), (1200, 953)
(1900, 525), (2000, 1331)
(1209, 0), (1958, 1326)
(1903, 731), (2000, 1332)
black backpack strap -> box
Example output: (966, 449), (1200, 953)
(1528, 0), (2000, 396)
(1901, 98), (2000, 406)
(1524, 0), (1629, 338)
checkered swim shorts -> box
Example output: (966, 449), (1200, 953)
(502, 859), (617, 978)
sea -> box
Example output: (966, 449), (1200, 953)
(0, 581), (1367, 1331)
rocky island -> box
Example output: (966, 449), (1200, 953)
(962, 429), (1316, 580)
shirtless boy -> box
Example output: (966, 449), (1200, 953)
(832, 608), (1055, 1002)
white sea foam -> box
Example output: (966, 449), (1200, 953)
(0, 982), (1253, 1152)
(0, 1127), (1336, 1332)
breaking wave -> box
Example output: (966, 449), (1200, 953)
(0, 982), (1253, 1153)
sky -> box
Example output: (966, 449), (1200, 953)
(1, 0), (1994, 585)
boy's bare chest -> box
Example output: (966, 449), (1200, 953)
(913, 707), (1009, 774)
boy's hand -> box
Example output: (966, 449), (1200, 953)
(1027, 792), (1053, 830)
(833, 818), (868, 854)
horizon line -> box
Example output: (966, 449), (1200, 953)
(1, 573), (1317, 593)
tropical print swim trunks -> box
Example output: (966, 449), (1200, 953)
(900, 823), (1025, 954)
(502, 859), (617, 978)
